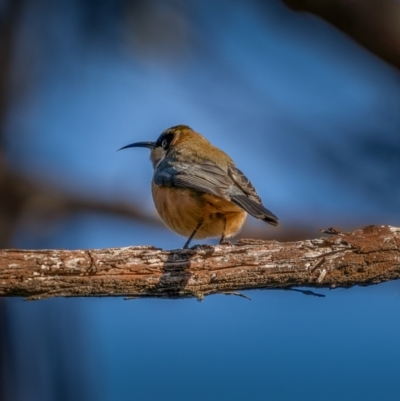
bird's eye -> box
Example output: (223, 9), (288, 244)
(161, 139), (168, 148)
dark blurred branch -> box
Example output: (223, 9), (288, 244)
(1, 225), (399, 300)
(282, 0), (400, 70)
(0, 0), (161, 247)
(0, 0), (25, 247)
(0, 0), (24, 145)
(0, 160), (161, 247)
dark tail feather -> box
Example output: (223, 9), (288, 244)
(231, 195), (279, 226)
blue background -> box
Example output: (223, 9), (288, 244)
(2, 0), (400, 400)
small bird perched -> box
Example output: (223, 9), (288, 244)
(119, 125), (278, 248)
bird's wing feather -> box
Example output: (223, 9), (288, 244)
(227, 164), (279, 225)
(154, 160), (279, 225)
(153, 160), (232, 199)
(227, 164), (262, 202)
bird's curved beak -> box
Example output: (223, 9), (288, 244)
(118, 141), (156, 151)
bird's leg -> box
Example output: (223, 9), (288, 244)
(219, 215), (232, 246)
(219, 236), (233, 246)
(183, 220), (203, 249)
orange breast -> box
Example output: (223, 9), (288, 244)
(151, 182), (247, 240)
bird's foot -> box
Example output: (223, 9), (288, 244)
(319, 227), (342, 235)
(219, 240), (233, 246)
(189, 244), (215, 250)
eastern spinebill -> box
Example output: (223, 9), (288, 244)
(119, 125), (278, 248)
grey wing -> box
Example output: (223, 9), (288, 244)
(153, 159), (233, 200)
(227, 164), (262, 202)
(154, 159), (279, 226)
(227, 164), (279, 225)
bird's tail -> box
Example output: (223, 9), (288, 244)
(231, 195), (279, 226)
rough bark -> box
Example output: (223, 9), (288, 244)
(0, 225), (399, 300)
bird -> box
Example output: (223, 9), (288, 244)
(119, 125), (278, 249)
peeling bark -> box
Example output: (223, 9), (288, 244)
(0, 225), (399, 300)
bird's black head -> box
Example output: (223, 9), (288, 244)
(155, 130), (175, 151)
(155, 125), (192, 150)
(118, 125), (193, 168)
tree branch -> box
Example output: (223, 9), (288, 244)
(1, 225), (399, 300)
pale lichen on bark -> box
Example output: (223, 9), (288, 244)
(0, 225), (399, 300)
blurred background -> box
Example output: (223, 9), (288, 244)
(1, 0), (400, 400)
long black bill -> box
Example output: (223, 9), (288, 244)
(118, 141), (156, 151)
